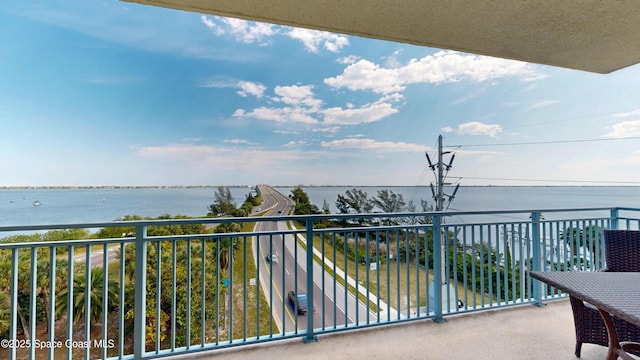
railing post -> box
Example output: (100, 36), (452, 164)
(9, 249), (18, 360)
(610, 208), (619, 230)
(531, 211), (543, 306)
(29, 248), (37, 360)
(432, 213), (444, 322)
(134, 225), (148, 359)
(304, 217), (317, 342)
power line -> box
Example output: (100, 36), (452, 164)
(500, 110), (635, 132)
(410, 138), (440, 205)
(409, 164), (431, 205)
(449, 176), (640, 185)
(447, 136), (640, 148)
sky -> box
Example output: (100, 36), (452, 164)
(2, 1), (640, 187)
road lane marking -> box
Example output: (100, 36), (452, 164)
(259, 240), (297, 326)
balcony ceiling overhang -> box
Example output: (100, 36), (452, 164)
(125, 0), (640, 74)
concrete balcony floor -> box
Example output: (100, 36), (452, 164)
(171, 298), (612, 360)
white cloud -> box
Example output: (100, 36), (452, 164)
(604, 120), (640, 138)
(237, 81), (266, 98)
(376, 93), (405, 104)
(325, 59), (406, 94)
(235, 82), (401, 126)
(234, 83), (400, 126)
(200, 15), (224, 35)
(443, 122), (502, 137)
(337, 55), (360, 64)
(613, 109), (640, 118)
(200, 15), (351, 53)
(325, 50), (544, 94)
(282, 140), (309, 148)
(201, 15), (277, 44)
(286, 28), (349, 53)
(273, 129), (298, 135)
(321, 138), (426, 152)
(383, 49), (403, 68)
(223, 139), (259, 145)
(272, 85), (323, 109)
(235, 85), (323, 124)
(234, 106), (318, 124)
(200, 79), (266, 99)
(225, 18), (276, 43)
(312, 126), (341, 133)
(322, 102), (398, 125)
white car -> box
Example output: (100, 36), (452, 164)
(266, 254), (278, 263)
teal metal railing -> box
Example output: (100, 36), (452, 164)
(1, 207), (639, 359)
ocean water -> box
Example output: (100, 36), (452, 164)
(0, 187), (256, 227)
(1, 186), (639, 228)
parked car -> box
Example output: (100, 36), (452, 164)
(266, 253), (278, 263)
(288, 291), (308, 315)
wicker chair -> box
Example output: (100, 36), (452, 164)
(570, 229), (640, 357)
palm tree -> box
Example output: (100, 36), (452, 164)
(215, 235), (241, 273)
(31, 254), (69, 334)
(35, 257), (53, 333)
(56, 267), (119, 325)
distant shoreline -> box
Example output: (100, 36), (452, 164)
(1, 184), (638, 190)
(0, 185), (248, 190)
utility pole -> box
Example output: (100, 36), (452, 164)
(426, 135), (459, 212)
(425, 135), (460, 314)
(437, 135), (446, 211)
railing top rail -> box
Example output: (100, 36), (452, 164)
(0, 236), (135, 249)
(0, 216), (268, 232)
(144, 228), (304, 242)
(615, 207), (640, 212)
(293, 207), (626, 220)
(1, 206), (638, 233)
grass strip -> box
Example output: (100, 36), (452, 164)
(287, 222), (380, 313)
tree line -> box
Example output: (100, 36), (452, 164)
(289, 187), (597, 302)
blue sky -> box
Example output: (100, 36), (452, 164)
(2, 1), (640, 187)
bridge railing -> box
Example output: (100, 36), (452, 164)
(1, 207), (639, 359)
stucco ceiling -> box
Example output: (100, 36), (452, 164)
(124, 0), (640, 74)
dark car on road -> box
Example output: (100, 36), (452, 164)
(287, 291), (308, 315)
(265, 253), (278, 263)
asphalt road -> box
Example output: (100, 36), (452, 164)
(74, 243), (121, 267)
(254, 185), (370, 333)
